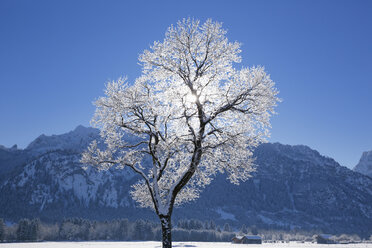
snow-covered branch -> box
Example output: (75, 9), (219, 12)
(82, 18), (279, 218)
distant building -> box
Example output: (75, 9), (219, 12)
(232, 235), (262, 244)
(315, 234), (336, 244)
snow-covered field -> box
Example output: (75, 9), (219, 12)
(1, 242), (372, 248)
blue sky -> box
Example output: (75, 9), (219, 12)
(0, 0), (371, 168)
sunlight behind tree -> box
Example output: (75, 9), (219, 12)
(82, 18), (279, 248)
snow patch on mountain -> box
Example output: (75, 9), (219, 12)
(1, 125), (372, 236)
(354, 150), (372, 178)
(269, 143), (337, 168)
(26, 125), (99, 155)
(215, 208), (236, 221)
(7, 150), (137, 210)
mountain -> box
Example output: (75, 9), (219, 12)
(0, 125), (100, 180)
(181, 143), (372, 237)
(0, 126), (154, 221)
(354, 150), (372, 178)
(0, 144), (29, 181)
(26, 125), (100, 155)
(0, 126), (372, 237)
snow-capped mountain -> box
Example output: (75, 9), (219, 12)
(26, 125), (100, 155)
(0, 125), (100, 181)
(0, 126), (372, 237)
(354, 150), (372, 178)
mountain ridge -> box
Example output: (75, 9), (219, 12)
(354, 150), (372, 178)
(0, 126), (371, 237)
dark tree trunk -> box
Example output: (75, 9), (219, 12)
(160, 215), (172, 248)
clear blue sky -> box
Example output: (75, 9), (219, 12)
(0, 0), (371, 169)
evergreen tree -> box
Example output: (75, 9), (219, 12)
(143, 220), (153, 240)
(240, 224), (248, 234)
(17, 219), (31, 241)
(204, 221), (209, 230)
(189, 220), (195, 230)
(251, 225), (258, 235)
(30, 218), (40, 241)
(133, 219), (145, 240)
(189, 219), (203, 230)
(0, 218), (4, 241)
(209, 220), (216, 230)
(117, 219), (129, 240)
(223, 223), (231, 232)
(80, 219), (91, 240)
(177, 219), (189, 229)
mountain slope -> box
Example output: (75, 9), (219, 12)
(354, 150), (372, 178)
(0, 145), (30, 181)
(179, 143), (372, 236)
(0, 126), (372, 237)
(26, 125), (100, 155)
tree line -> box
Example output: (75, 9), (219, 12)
(0, 218), (235, 242)
(0, 217), (368, 243)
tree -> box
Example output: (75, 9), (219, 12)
(251, 225), (258, 235)
(0, 218), (4, 241)
(16, 219), (29, 241)
(116, 218), (129, 240)
(16, 218), (39, 241)
(82, 18), (279, 248)
(209, 220), (216, 230)
(30, 218), (41, 241)
(240, 224), (248, 234)
(133, 219), (145, 240)
(204, 220), (210, 230)
(223, 223), (231, 232)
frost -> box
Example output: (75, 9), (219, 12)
(83, 17), (278, 216)
(81, 18), (279, 247)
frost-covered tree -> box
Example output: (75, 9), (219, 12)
(82, 18), (279, 248)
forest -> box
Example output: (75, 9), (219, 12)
(0, 218), (366, 243)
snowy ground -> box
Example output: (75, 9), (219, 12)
(1, 242), (372, 248)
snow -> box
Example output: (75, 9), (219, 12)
(6, 148), (137, 209)
(215, 208), (237, 221)
(0, 241), (372, 248)
(17, 165), (34, 187)
(26, 125), (99, 155)
(82, 18), (279, 216)
(354, 150), (372, 177)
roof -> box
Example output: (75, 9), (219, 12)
(235, 235), (262, 240)
(319, 234), (332, 239)
(245, 235), (262, 240)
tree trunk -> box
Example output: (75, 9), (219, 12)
(160, 215), (172, 248)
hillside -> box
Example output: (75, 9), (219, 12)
(0, 126), (371, 237)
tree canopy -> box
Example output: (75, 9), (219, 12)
(82, 18), (279, 248)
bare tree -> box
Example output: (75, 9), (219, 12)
(82, 18), (279, 248)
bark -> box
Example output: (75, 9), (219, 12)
(160, 215), (172, 248)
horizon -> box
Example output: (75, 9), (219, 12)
(1, 0), (371, 169)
